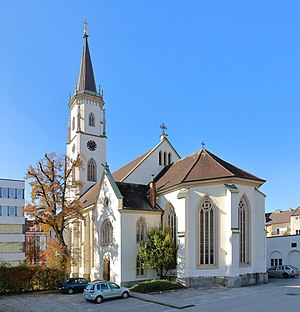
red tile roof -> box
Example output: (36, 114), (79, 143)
(156, 149), (265, 191)
(292, 206), (300, 216)
(112, 149), (152, 182)
(266, 209), (294, 225)
(80, 182), (100, 208)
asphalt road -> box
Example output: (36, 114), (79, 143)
(0, 277), (299, 312)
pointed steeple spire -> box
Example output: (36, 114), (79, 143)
(76, 21), (97, 95)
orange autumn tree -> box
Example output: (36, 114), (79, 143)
(25, 153), (83, 274)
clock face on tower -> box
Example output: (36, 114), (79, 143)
(87, 140), (97, 151)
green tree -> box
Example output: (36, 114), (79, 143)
(138, 226), (177, 279)
(25, 153), (83, 274)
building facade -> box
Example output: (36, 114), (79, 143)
(266, 207), (300, 237)
(25, 220), (49, 265)
(66, 28), (267, 288)
(266, 207), (300, 269)
(267, 235), (300, 268)
(0, 178), (25, 266)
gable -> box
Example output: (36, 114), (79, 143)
(112, 137), (180, 185)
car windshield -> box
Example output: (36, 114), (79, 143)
(289, 265), (297, 269)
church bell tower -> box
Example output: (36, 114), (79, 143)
(67, 22), (106, 196)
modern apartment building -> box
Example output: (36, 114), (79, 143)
(0, 178), (25, 266)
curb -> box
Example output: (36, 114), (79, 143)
(130, 291), (194, 309)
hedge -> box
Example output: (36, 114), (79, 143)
(0, 265), (65, 294)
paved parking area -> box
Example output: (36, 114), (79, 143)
(0, 278), (300, 312)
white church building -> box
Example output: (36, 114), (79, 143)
(66, 27), (268, 288)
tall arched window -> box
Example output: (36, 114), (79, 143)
(199, 197), (216, 266)
(159, 151), (162, 166)
(165, 204), (177, 243)
(168, 153), (171, 165)
(239, 196), (249, 264)
(163, 152), (167, 166)
(136, 217), (147, 243)
(102, 219), (113, 245)
(89, 113), (95, 127)
(72, 116), (75, 130)
(87, 158), (97, 181)
(136, 255), (145, 277)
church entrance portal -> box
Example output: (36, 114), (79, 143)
(103, 258), (110, 281)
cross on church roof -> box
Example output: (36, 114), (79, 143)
(160, 123), (167, 135)
(83, 20), (88, 36)
(201, 140), (205, 149)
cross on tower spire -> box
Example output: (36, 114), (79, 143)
(160, 123), (167, 135)
(160, 123), (168, 141)
(201, 140), (205, 149)
(83, 20), (88, 36)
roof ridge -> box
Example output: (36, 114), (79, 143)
(116, 181), (148, 187)
(180, 149), (204, 183)
(204, 150), (234, 177)
(113, 138), (179, 182)
(119, 147), (155, 182)
(205, 150), (264, 181)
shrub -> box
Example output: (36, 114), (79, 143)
(130, 279), (185, 294)
(0, 265), (65, 294)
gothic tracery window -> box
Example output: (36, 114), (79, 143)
(87, 158), (97, 182)
(136, 217), (147, 243)
(165, 204), (177, 242)
(239, 196), (249, 264)
(136, 255), (145, 277)
(199, 197), (216, 266)
(89, 113), (95, 127)
(102, 219), (113, 245)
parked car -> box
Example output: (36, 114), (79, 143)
(83, 281), (130, 303)
(267, 265), (299, 278)
(59, 278), (88, 294)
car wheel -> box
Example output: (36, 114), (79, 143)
(67, 288), (74, 295)
(95, 296), (103, 304)
(283, 273), (289, 278)
(122, 291), (129, 299)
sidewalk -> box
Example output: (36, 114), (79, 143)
(130, 291), (195, 309)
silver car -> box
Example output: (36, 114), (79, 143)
(83, 281), (130, 303)
(267, 265), (299, 278)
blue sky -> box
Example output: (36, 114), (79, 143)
(1, 0), (300, 212)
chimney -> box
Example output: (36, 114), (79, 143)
(149, 174), (157, 208)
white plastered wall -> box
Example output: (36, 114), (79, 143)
(120, 211), (161, 282)
(93, 175), (122, 283)
(158, 182), (266, 279)
(267, 235), (300, 268)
